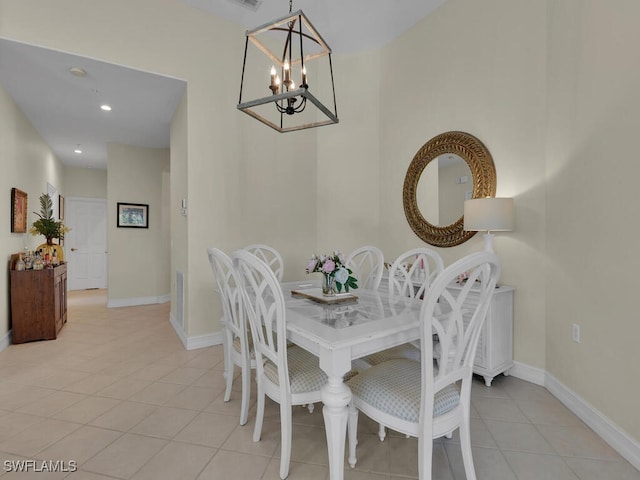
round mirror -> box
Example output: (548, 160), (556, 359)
(403, 131), (496, 247)
(416, 153), (472, 226)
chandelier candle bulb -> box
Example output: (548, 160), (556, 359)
(284, 61), (291, 84)
(270, 66), (277, 88)
(301, 66), (307, 87)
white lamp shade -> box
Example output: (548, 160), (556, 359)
(464, 197), (514, 232)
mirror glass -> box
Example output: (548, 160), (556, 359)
(416, 153), (472, 227)
(403, 131), (496, 248)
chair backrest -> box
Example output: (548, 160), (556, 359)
(243, 244), (284, 282)
(206, 247), (248, 349)
(232, 249), (291, 394)
(419, 251), (500, 427)
(387, 247), (445, 299)
(346, 246), (385, 290)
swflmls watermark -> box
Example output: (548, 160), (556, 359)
(4, 459), (78, 473)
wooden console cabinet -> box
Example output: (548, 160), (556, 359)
(10, 263), (67, 344)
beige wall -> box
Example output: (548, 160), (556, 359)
(170, 91), (189, 333)
(378, 0), (548, 372)
(545, 0), (640, 440)
(63, 166), (107, 199)
(0, 83), (65, 341)
(316, 50), (382, 256)
(107, 143), (170, 302)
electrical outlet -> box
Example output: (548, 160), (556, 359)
(572, 324), (581, 343)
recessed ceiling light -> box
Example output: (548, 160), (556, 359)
(100, 104), (112, 111)
(74, 148), (82, 154)
(69, 66), (87, 77)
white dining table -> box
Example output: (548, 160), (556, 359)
(282, 281), (423, 480)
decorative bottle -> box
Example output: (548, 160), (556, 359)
(16, 254), (25, 271)
(34, 253), (44, 271)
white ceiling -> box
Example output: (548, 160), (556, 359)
(0, 39), (186, 170)
(0, 0), (446, 170)
(181, 0), (448, 54)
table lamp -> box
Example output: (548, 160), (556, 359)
(464, 197), (514, 253)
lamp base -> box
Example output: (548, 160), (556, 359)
(483, 232), (495, 253)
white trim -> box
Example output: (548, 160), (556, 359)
(185, 331), (224, 350)
(170, 312), (188, 349)
(107, 294), (170, 308)
(509, 361), (545, 386)
(544, 372), (640, 471)
(169, 312), (223, 351)
(0, 330), (12, 352)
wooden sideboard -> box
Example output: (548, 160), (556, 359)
(10, 263), (67, 344)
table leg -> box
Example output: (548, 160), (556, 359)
(322, 374), (352, 480)
(318, 348), (352, 480)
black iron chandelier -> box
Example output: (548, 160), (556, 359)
(237, 0), (339, 133)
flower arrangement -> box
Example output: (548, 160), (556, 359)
(29, 193), (69, 244)
(306, 251), (358, 293)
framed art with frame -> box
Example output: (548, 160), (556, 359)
(117, 202), (149, 228)
(59, 195), (65, 220)
(11, 188), (28, 233)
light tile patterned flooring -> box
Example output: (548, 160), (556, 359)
(0, 289), (638, 479)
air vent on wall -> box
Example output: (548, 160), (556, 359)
(228, 0), (262, 11)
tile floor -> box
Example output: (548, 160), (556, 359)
(0, 289), (638, 479)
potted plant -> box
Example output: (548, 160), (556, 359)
(30, 193), (69, 261)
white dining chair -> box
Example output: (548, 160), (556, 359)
(387, 247), (445, 299)
(243, 244), (284, 281)
(345, 245), (385, 290)
(356, 246), (446, 440)
(361, 247), (445, 368)
(206, 247), (255, 426)
(232, 249), (326, 480)
(347, 251), (501, 480)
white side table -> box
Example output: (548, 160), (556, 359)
(447, 283), (514, 386)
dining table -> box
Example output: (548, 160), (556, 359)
(282, 281), (423, 480)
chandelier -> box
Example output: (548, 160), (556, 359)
(237, 1), (339, 133)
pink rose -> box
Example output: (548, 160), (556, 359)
(322, 259), (335, 273)
(306, 259), (317, 273)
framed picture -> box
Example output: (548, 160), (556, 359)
(11, 188), (28, 233)
(117, 202), (149, 228)
(58, 195), (65, 220)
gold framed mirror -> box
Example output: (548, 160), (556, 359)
(403, 131), (496, 247)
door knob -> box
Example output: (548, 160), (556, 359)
(70, 248), (78, 252)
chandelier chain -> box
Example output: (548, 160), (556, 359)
(289, 0), (292, 14)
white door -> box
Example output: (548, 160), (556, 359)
(66, 197), (108, 290)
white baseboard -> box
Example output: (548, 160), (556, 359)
(169, 312), (188, 349)
(186, 331), (224, 350)
(509, 361), (546, 386)
(544, 372), (640, 471)
(0, 330), (12, 352)
(169, 312), (223, 351)
(107, 294), (170, 308)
